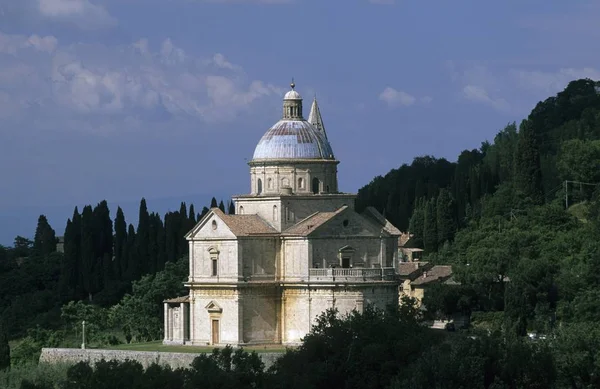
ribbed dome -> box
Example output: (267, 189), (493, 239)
(252, 120), (335, 160)
(284, 90), (301, 100)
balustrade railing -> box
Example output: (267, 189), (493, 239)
(308, 267), (397, 281)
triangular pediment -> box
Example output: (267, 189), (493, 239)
(308, 208), (392, 238)
(205, 301), (223, 313)
(185, 208), (236, 240)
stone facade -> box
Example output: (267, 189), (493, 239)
(164, 83), (402, 347)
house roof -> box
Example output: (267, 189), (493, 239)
(397, 261), (432, 277)
(213, 208), (278, 236)
(282, 206), (347, 236)
(411, 265), (453, 286)
(164, 296), (189, 303)
(398, 232), (413, 247)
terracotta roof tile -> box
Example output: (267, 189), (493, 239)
(361, 207), (402, 236)
(213, 208), (278, 236)
(282, 206), (347, 236)
(411, 265), (453, 286)
(164, 296), (189, 303)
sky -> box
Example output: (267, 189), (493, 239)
(0, 0), (599, 245)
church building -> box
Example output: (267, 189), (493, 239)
(163, 82), (402, 346)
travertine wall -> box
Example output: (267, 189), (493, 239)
(282, 239), (310, 280)
(249, 162), (339, 196)
(190, 240), (238, 282)
(190, 289), (241, 345)
(39, 348), (283, 369)
(233, 194), (356, 231)
(241, 286), (280, 344)
(239, 238), (278, 279)
(311, 238), (382, 268)
(281, 285), (398, 344)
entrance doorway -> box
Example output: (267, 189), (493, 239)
(342, 257), (351, 268)
(211, 320), (219, 344)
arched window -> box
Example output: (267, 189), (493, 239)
(273, 205), (278, 221)
(257, 178), (262, 194)
(267, 178), (273, 189)
(239, 206), (244, 215)
(312, 177), (320, 194)
(298, 177), (304, 189)
(282, 177), (290, 187)
(326, 185), (330, 193)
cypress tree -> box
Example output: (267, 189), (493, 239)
(164, 212), (177, 263)
(136, 198), (150, 275)
(189, 204), (196, 224)
(114, 207), (127, 280)
(514, 119), (544, 204)
(148, 213), (160, 273)
(228, 200), (235, 215)
(200, 207), (210, 219)
(210, 197), (218, 208)
(218, 200), (226, 213)
(436, 189), (456, 246)
(93, 201), (113, 290)
(0, 320), (9, 371)
(80, 205), (95, 301)
(33, 215), (56, 256)
(408, 199), (425, 249)
(125, 224), (138, 281)
(423, 198), (438, 252)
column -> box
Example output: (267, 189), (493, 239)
(181, 303), (188, 343)
(163, 303), (169, 341)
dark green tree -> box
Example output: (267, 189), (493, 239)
(423, 198), (438, 252)
(408, 199), (425, 248)
(210, 197), (218, 208)
(80, 205), (96, 301)
(218, 200), (226, 213)
(228, 200), (235, 215)
(136, 198), (150, 276)
(436, 188), (456, 246)
(33, 215), (56, 256)
(125, 224), (138, 281)
(0, 320), (9, 371)
(514, 119), (544, 204)
(114, 207), (127, 280)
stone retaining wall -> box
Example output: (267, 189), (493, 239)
(39, 348), (284, 370)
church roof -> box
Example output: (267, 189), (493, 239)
(251, 82), (335, 161)
(213, 208), (278, 236)
(252, 120), (335, 160)
(361, 207), (402, 236)
(282, 206), (347, 236)
(308, 97), (328, 140)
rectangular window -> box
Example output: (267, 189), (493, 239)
(212, 258), (218, 276)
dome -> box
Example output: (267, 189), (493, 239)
(252, 120), (335, 160)
(284, 90), (302, 100)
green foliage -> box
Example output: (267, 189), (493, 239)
(0, 362), (68, 389)
(269, 302), (433, 389)
(109, 257), (188, 342)
(33, 215), (56, 257)
(0, 321), (9, 371)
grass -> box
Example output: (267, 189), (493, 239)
(109, 341), (289, 354)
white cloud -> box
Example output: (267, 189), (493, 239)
(379, 87), (416, 107)
(462, 85), (509, 112)
(0, 32), (283, 130)
(0, 0), (116, 30)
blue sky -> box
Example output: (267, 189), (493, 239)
(0, 0), (599, 244)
